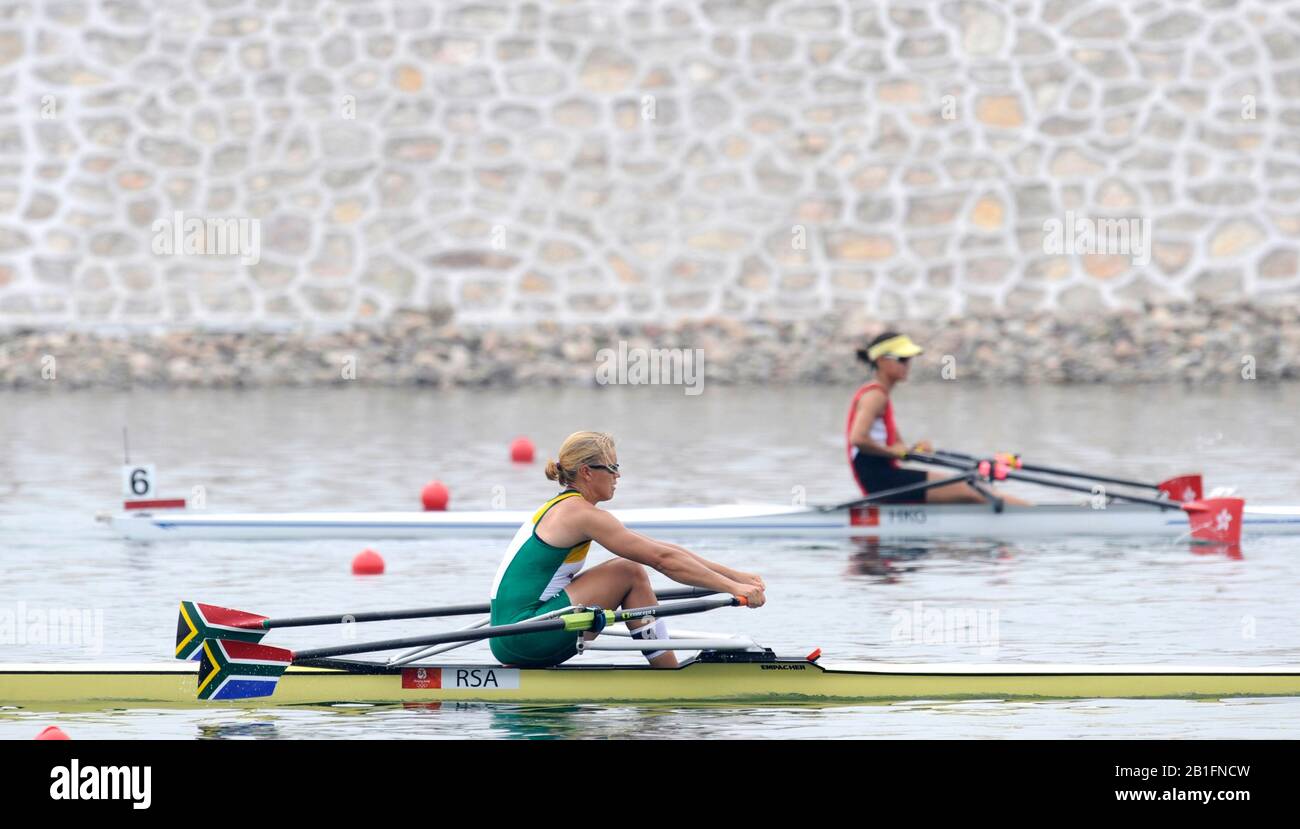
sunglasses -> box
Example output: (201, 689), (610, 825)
(588, 463), (620, 475)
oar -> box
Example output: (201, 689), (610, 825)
(175, 587), (718, 660)
(195, 595), (746, 701)
(933, 449), (1203, 502)
(908, 451), (1243, 544)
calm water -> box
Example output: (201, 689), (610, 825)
(3, 383), (1300, 739)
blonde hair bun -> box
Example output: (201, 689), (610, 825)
(547, 431), (616, 486)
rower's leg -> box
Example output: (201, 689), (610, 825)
(564, 558), (639, 607)
(995, 490), (1032, 506)
(922, 471), (1032, 505)
(920, 471), (984, 503)
(565, 559), (678, 668)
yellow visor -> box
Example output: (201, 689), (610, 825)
(867, 334), (923, 362)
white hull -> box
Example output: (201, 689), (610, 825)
(104, 502), (1300, 541)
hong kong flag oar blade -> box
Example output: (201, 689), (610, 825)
(1183, 497), (1244, 545)
(197, 639), (293, 701)
(1157, 475), (1203, 502)
(176, 601), (269, 660)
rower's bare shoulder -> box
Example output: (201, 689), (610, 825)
(856, 387), (887, 412)
(549, 494), (600, 525)
(553, 494), (592, 512)
(564, 500), (626, 538)
(535, 496), (589, 545)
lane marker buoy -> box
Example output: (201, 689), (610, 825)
(420, 480), (449, 511)
(352, 548), (385, 576)
(510, 436), (535, 463)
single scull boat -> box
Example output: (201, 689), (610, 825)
(6, 657), (1300, 709)
(9, 593), (1295, 710)
(101, 501), (1300, 541)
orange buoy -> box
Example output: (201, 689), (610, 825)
(352, 548), (385, 576)
(510, 436), (535, 463)
(36, 726), (70, 740)
(420, 480), (449, 511)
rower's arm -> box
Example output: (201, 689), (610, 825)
(629, 532), (764, 587)
(582, 510), (740, 594)
(849, 390), (905, 458)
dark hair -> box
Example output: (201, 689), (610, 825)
(856, 331), (902, 368)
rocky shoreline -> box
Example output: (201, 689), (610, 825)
(2, 301), (1297, 390)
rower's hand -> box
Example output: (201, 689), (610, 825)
(887, 442), (910, 459)
(730, 581), (766, 608)
(910, 440), (933, 455)
(731, 570), (765, 590)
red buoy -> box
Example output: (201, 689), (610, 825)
(420, 480), (449, 511)
(510, 436), (535, 463)
(36, 726), (70, 740)
(352, 548), (385, 576)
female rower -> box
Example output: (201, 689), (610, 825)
(846, 332), (1029, 505)
(489, 431), (766, 669)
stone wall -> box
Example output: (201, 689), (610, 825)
(0, 0), (1298, 334)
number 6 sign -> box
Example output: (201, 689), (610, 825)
(122, 465), (156, 499)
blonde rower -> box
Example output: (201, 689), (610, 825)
(489, 431), (766, 669)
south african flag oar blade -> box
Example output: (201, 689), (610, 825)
(176, 601), (269, 660)
(197, 639), (293, 701)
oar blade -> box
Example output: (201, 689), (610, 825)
(197, 639), (292, 701)
(1157, 475), (1203, 502)
(1183, 497), (1244, 545)
(176, 601), (269, 660)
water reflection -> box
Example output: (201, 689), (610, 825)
(487, 705), (589, 739)
(197, 720), (281, 740)
(844, 537), (1015, 581)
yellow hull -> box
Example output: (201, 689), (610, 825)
(6, 659), (1300, 709)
